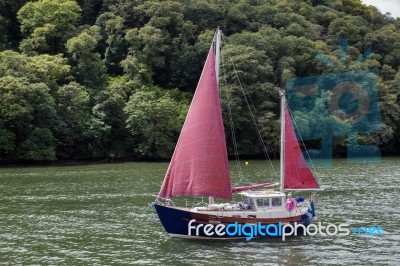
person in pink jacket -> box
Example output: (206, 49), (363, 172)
(285, 193), (297, 211)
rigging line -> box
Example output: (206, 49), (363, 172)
(225, 55), (278, 180)
(222, 36), (278, 164)
(272, 68), (282, 162)
(232, 65), (278, 180)
(245, 86), (279, 161)
(286, 100), (319, 178)
(220, 39), (243, 182)
(274, 67), (280, 86)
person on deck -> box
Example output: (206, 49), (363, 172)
(285, 193), (297, 211)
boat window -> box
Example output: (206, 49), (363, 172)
(256, 198), (270, 207)
(272, 197), (282, 207)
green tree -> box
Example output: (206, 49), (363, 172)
(126, 0), (198, 89)
(364, 25), (400, 68)
(92, 84), (130, 158)
(0, 76), (58, 160)
(328, 15), (370, 46)
(18, 128), (56, 160)
(0, 129), (15, 158)
(124, 88), (187, 158)
(55, 82), (102, 158)
(66, 26), (106, 89)
(17, 0), (81, 54)
(95, 12), (129, 74)
(0, 50), (71, 92)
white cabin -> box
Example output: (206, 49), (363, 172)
(238, 190), (289, 218)
(190, 190), (308, 219)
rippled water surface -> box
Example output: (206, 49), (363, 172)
(0, 159), (399, 265)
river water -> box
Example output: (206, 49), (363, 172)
(0, 158), (399, 265)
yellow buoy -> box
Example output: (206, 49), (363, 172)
(245, 161), (249, 166)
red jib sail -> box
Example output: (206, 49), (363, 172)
(158, 46), (232, 200)
(284, 101), (319, 189)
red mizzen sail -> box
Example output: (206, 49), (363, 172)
(284, 102), (319, 189)
(158, 46), (232, 200)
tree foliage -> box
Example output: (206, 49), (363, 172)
(66, 26), (106, 89)
(0, 76), (58, 160)
(124, 88), (187, 158)
(0, 0), (400, 161)
(17, 0), (81, 54)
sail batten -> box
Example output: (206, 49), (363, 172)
(283, 101), (319, 189)
(158, 45), (232, 200)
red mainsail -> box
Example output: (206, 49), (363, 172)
(158, 46), (232, 200)
(284, 101), (319, 189)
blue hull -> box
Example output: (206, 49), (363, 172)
(154, 204), (314, 239)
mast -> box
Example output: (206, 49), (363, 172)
(279, 90), (285, 192)
(209, 28), (222, 205)
(279, 89), (320, 191)
(215, 27), (221, 86)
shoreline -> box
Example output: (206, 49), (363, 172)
(0, 155), (398, 168)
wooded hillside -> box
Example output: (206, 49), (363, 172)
(0, 0), (399, 161)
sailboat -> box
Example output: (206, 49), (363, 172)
(152, 29), (320, 239)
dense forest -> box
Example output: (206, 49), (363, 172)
(0, 0), (399, 162)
